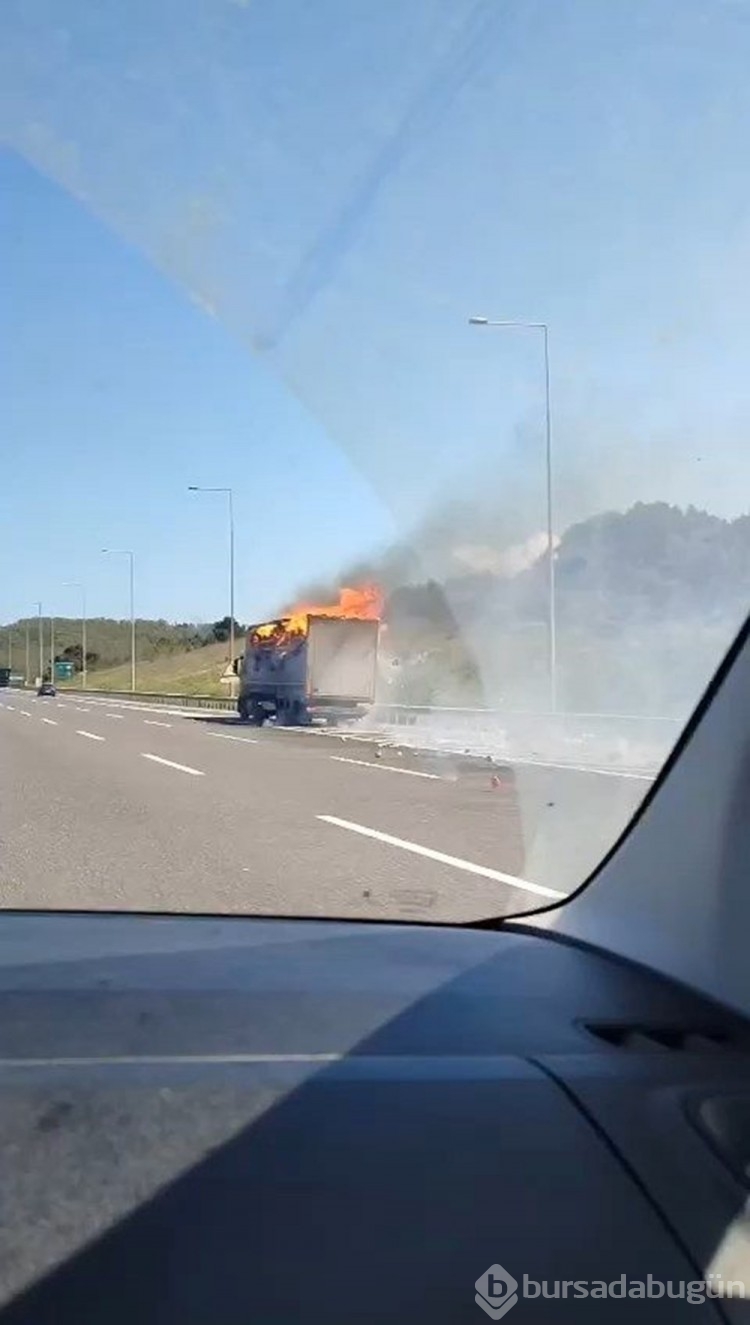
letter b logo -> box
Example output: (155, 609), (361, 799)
(475, 1264), (519, 1319)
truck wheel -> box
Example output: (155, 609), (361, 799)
(290, 700), (307, 726)
(249, 702), (266, 727)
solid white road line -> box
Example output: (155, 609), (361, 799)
(208, 732), (258, 744)
(330, 755), (441, 780)
(141, 753), (204, 777)
(317, 815), (566, 901)
(0, 1052), (341, 1067)
(41, 718), (58, 726)
(76, 730), (106, 742)
(143, 719), (172, 728)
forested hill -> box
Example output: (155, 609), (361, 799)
(388, 503), (750, 631)
(1, 618), (220, 672)
(381, 503), (750, 714)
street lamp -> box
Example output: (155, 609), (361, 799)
(63, 582), (87, 689)
(34, 602), (43, 686)
(468, 315), (557, 711)
(188, 486), (236, 694)
(102, 550), (136, 692)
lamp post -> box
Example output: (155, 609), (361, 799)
(102, 550), (135, 692)
(188, 486), (236, 694)
(34, 602), (43, 686)
(468, 315), (557, 710)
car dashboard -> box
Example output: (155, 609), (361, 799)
(1, 913), (749, 1322)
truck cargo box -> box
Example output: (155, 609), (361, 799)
(306, 617), (378, 703)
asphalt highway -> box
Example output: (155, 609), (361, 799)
(0, 692), (649, 923)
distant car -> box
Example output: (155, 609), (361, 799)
(37, 683), (57, 697)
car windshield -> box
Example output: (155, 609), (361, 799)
(1, 0), (748, 923)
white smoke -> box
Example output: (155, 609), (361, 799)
(452, 530), (559, 578)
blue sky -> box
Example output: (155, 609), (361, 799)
(3, 0), (750, 625)
(2, 151), (395, 624)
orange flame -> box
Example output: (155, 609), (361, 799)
(285, 584), (383, 635)
(250, 584), (383, 646)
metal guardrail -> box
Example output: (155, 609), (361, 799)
(50, 685), (681, 725)
(55, 687), (235, 711)
(368, 703), (682, 773)
(23, 684), (680, 777)
(371, 702), (680, 725)
(45, 686), (680, 770)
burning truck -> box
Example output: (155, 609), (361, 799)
(237, 585), (382, 726)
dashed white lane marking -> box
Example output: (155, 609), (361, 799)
(317, 815), (567, 901)
(75, 706), (92, 713)
(19, 710), (32, 718)
(106, 714), (125, 720)
(143, 719), (172, 728)
(208, 732), (258, 744)
(41, 717), (58, 726)
(331, 755), (441, 780)
(141, 753), (204, 777)
(5, 705), (15, 711)
(76, 730), (105, 742)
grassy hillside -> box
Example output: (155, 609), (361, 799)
(71, 639), (234, 697)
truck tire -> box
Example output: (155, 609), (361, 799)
(289, 700), (307, 726)
(249, 702), (266, 727)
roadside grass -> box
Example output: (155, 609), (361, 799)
(61, 640), (234, 697)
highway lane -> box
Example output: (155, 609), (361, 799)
(75, 693), (653, 887)
(0, 693), (565, 923)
